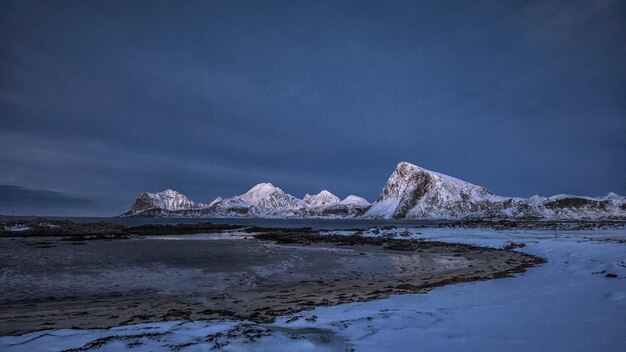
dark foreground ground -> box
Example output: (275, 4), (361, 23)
(0, 224), (543, 336)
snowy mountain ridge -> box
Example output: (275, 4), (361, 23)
(365, 162), (504, 219)
(304, 190), (341, 207)
(121, 162), (625, 220)
(121, 184), (371, 218)
(122, 189), (208, 216)
(364, 162), (626, 220)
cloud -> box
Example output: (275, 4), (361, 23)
(0, 185), (101, 216)
(0, 1), (624, 215)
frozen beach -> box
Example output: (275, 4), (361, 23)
(1, 226), (625, 351)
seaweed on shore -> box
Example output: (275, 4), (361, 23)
(437, 219), (625, 230)
(125, 223), (243, 235)
(0, 218), (127, 238)
(2, 217), (623, 240)
(242, 226), (315, 234)
(0, 218), (244, 238)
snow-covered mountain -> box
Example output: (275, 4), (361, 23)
(121, 189), (207, 217)
(121, 162), (625, 220)
(121, 185), (370, 218)
(304, 190), (341, 207)
(300, 192), (371, 218)
(235, 183), (304, 217)
(365, 162), (503, 219)
(364, 162), (626, 220)
(340, 195), (371, 208)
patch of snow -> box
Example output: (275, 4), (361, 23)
(145, 231), (252, 241)
(339, 195), (371, 207)
(207, 197), (223, 207)
(146, 189), (208, 211)
(4, 225), (30, 232)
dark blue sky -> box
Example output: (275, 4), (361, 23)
(1, 0), (625, 216)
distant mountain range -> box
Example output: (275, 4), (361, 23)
(121, 162), (626, 220)
(121, 183), (371, 218)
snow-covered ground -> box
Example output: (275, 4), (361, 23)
(2, 227), (625, 351)
(3, 225), (30, 232)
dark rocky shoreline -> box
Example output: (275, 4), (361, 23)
(0, 218), (244, 239)
(1, 218), (624, 239)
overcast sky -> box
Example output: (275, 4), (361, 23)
(1, 0), (625, 216)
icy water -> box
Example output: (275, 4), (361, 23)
(0, 216), (445, 229)
(0, 232), (533, 335)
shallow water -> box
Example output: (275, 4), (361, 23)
(0, 215), (446, 229)
(0, 232), (533, 335)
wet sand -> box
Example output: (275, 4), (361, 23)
(0, 234), (542, 335)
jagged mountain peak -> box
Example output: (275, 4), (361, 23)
(603, 192), (625, 201)
(123, 188), (206, 216)
(303, 190), (340, 206)
(149, 188), (184, 198)
(249, 182), (276, 190)
(365, 162), (626, 220)
(366, 162), (498, 219)
(236, 182), (302, 212)
(393, 162), (440, 177)
(240, 183), (289, 200)
(380, 163), (459, 201)
(340, 195), (371, 207)
(208, 197), (223, 207)
(390, 162), (487, 192)
(318, 189), (336, 197)
(149, 188), (192, 201)
(242, 183), (283, 196)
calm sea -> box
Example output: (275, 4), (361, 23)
(0, 216), (444, 230)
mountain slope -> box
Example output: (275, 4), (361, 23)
(365, 162), (503, 219)
(233, 183), (304, 216)
(365, 162), (626, 220)
(121, 189), (207, 217)
(303, 190), (341, 207)
(340, 195), (371, 207)
(298, 191), (370, 218)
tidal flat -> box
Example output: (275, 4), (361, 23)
(0, 227), (541, 336)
